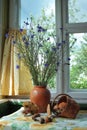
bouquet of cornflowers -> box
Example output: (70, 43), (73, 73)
(16, 11), (62, 87)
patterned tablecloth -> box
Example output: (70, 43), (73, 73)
(0, 107), (87, 130)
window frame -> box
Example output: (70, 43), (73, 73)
(54, 0), (87, 103)
(51, 0), (63, 98)
(1, 0), (87, 103)
(9, 0), (87, 103)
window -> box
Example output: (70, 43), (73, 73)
(20, 0), (87, 102)
(58, 0), (87, 103)
(21, 0), (55, 28)
(68, 0), (87, 23)
(69, 33), (87, 90)
(21, 0), (57, 93)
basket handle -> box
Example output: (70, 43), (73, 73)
(52, 93), (72, 107)
(54, 93), (72, 101)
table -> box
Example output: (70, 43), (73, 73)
(0, 107), (87, 130)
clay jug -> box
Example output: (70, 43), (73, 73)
(30, 86), (51, 113)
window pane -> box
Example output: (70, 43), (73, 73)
(21, 0), (56, 92)
(21, 0), (55, 27)
(69, 33), (87, 90)
(68, 0), (87, 23)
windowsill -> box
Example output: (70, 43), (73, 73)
(3, 95), (29, 99)
(67, 91), (87, 104)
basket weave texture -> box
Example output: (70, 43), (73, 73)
(51, 94), (80, 119)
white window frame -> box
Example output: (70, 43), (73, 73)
(53, 0), (87, 104)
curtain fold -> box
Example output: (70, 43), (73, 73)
(0, 0), (9, 97)
(1, 29), (33, 96)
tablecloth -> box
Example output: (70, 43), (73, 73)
(0, 107), (87, 130)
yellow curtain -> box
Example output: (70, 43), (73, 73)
(1, 29), (33, 96)
(0, 0), (9, 98)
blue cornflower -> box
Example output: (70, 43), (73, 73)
(42, 28), (47, 32)
(68, 57), (71, 61)
(47, 38), (50, 40)
(25, 41), (29, 46)
(62, 40), (66, 44)
(11, 35), (14, 38)
(20, 28), (23, 32)
(60, 27), (63, 30)
(24, 21), (29, 25)
(30, 34), (34, 39)
(57, 43), (61, 47)
(17, 53), (21, 59)
(38, 44), (43, 47)
(57, 62), (60, 66)
(5, 33), (9, 38)
(44, 63), (49, 67)
(22, 36), (26, 41)
(52, 47), (56, 51)
(37, 24), (46, 32)
(25, 22), (29, 25)
(16, 65), (20, 69)
(37, 25), (42, 32)
(45, 50), (49, 53)
(12, 40), (16, 44)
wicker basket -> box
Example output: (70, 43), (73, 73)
(51, 93), (80, 119)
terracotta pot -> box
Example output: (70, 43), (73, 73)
(30, 86), (51, 113)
